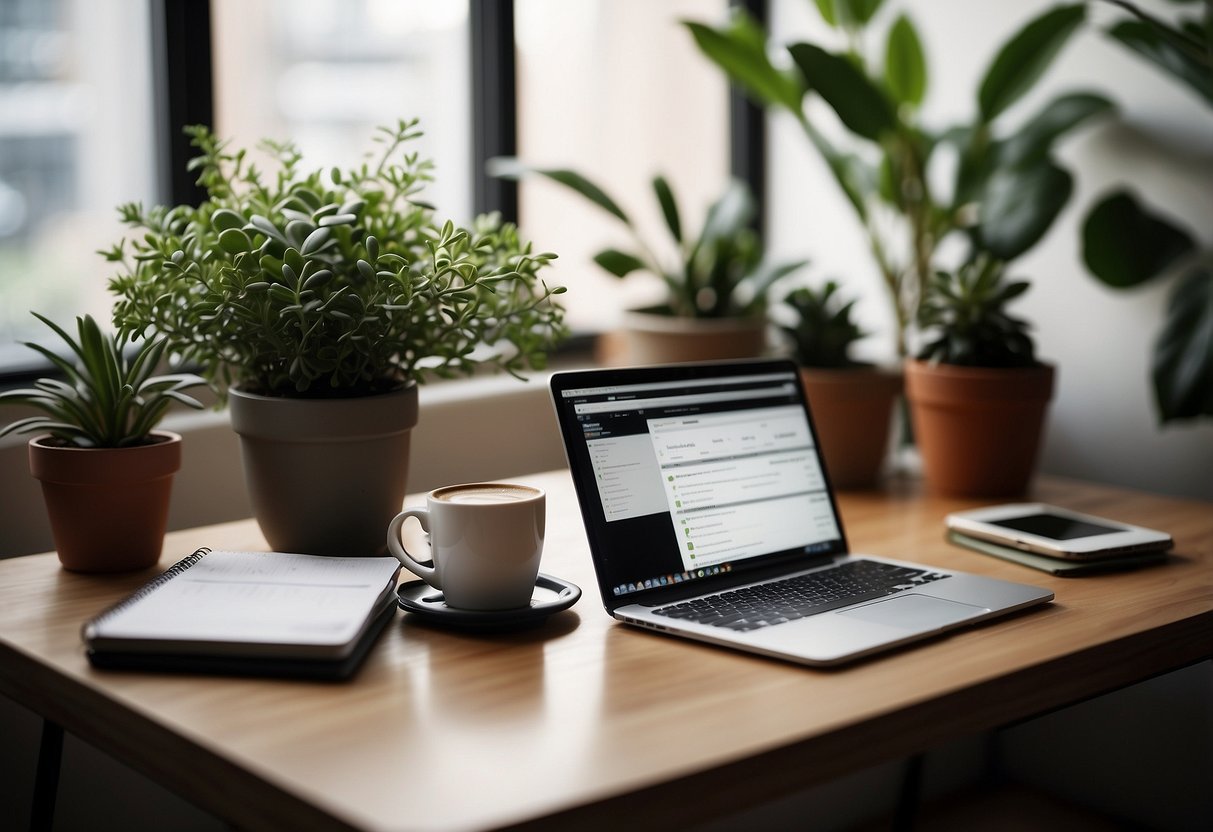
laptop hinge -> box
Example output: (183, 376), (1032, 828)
(630, 554), (840, 607)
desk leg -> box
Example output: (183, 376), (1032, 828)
(30, 719), (63, 832)
(892, 753), (924, 831)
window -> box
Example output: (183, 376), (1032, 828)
(211, 0), (472, 223)
(0, 0), (158, 365)
(0, 0), (746, 375)
(514, 0), (731, 332)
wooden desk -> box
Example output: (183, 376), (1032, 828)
(1, 471), (1211, 832)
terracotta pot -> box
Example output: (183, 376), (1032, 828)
(800, 366), (902, 490)
(228, 383), (419, 556)
(28, 431), (182, 573)
(905, 360), (1055, 498)
(613, 310), (769, 365)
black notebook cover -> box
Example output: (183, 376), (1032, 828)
(82, 548), (401, 680)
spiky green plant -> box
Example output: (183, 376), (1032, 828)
(0, 313), (206, 447)
(490, 161), (807, 319)
(916, 259), (1037, 368)
(780, 281), (868, 368)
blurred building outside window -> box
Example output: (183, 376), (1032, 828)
(0, 0), (156, 366)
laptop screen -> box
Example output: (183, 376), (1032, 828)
(550, 360), (847, 606)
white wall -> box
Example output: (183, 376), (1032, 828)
(767, 0), (1213, 500)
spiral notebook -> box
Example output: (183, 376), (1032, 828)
(82, 548), (402, 680)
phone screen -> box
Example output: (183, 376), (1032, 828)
(989, 512), (1121, 541)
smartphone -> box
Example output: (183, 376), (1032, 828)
(945, 503), (1173, 561)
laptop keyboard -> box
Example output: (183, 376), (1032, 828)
(652, 560), (948, 632)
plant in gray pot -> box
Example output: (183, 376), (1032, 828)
(0, 313), (206, 571)
(491, 161), (808, 365)
(104, 119), (567, 556)
(780, 281), (901, 489)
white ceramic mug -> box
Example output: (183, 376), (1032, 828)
(387, 482), (545, 611)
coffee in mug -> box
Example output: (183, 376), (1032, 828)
(387, 482), (545, 610)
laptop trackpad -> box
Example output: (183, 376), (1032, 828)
(838, 594), (988, 631)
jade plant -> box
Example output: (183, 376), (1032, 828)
(1080, 0), (1213, 421)
(104, 119), (567, 399)
(916, 259), (1038, 369)
(780, 281), (868, 368)
(686, 2), (1111, 356)
(490, 161), (807, 319)
(0, 312), (206, 447)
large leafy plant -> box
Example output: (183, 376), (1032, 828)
(686, 2), (1110, 356)
(0, 313), (205, 447)
(490, 162), (807, 319)
(1080, 0), (1213, 422)
(105, 119), (567, 398)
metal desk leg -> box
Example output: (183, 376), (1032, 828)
(30, 719), (63, 832)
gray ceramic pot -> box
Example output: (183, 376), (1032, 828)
(228, 383), (419, 556)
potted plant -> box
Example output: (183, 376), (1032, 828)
(905, 259), (1054, 497)
(104, 119), (567, 556)
(686, 3), (1111, 360)
(0, 313), (206, 572)
(490, 160), (808, 364)
(780, 281), (901, 489)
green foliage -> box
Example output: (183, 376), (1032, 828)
(490, 160), (807, 319)
(685, 4), (1110, 356)
(1081, 1), (1213, 422)
(104, 119), (567, 398)
(780, 281), (867, 368)
(917, 259), (1037, 369)
(0, 313), (205, 448)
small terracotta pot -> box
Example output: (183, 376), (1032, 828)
(615, 310), (769, 365)
(800, 366), (902, 490)
(28, 431), (182, 572)
(905, 360), (1055, 498)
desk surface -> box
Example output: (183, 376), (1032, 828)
(1, 471), (1211, 832)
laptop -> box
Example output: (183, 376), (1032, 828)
(549, 359), (1054, 666)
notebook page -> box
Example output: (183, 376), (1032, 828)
(93, 551), (400, 646)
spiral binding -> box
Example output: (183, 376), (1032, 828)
(81, 547), (212, 639)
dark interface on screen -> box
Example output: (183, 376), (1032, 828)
(990, 513), (1120, 540)
(555, 369), (844, 600)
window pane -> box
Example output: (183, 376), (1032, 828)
(211, 0), (471, 224)
(0, 0), (157, 363)
(515, 0), (730, 332)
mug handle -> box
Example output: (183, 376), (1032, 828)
(387, 508), (441, 589)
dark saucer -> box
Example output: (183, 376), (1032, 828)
(396, 573), (581, 631)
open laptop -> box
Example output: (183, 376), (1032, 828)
(549, 359), (1053, 666)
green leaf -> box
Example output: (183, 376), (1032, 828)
(486, 158), (630, 225)
(790, 43), (896, 141)
(813, 0), (838, 26)
(885, 14), (927, 108)
(978, 4), (1086, 122)
(683, 14), (804, 113)
(837, 0), (885, 27)
(803, 121), (875, 220)
(652, 176), (682, 244)
(218, 227), (252, 255)
(1153, 267), (1213, 421)
(998, 92), (1115, 167)
(700, 180), (755, 244)
(978, 160), (1073, 260)
(1107, 19), (1213, 106)
(1082, 190), (1196, 288)
(593, 249), (648, 279)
